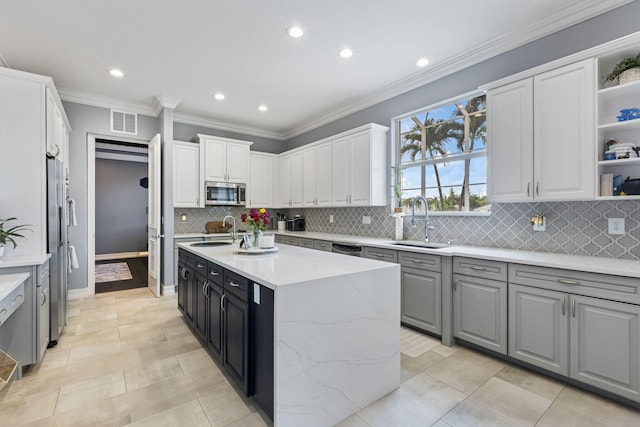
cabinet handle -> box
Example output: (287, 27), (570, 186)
(210, 270), (219, 277)
(557, 278), (579, 286)
(454, 279), (458, 291)
(527, 182), (530, 197)
(374, 254), (385, 258)
(181, 267), (188, 280)
(42, 290), (47, 306)
(412, 259), (423, 264)
(572, 299), (576, 317)
(470, 265), (487, 271)
(202, 282), (208, 296)
(0, 309), (6, 315)
(228, 281), (241, 288)
(196, 263), (205, 269)
(562, 297), (566, 315)
(220, 294), (226, 311)
(536, 182), (539, 196)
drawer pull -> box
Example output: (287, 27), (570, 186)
(229, 281), (241, 288)
(412, 259), (423, 264)
(0, 309), (7, 315)
(454, 279), (458, 291)
(210, 271), (219, 276)
(374, 254), (386, 258)
(558, 278), (580, 286)
(196, 263), (205, 269)
(470, 265), (487, 271)
(562, 297), (566, 316)
(572, 299), (576, 317)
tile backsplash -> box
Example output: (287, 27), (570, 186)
(174, 200), (640, 260)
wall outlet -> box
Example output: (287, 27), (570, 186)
(608, 218), (625, 235)
(533, 217), (546, 232)
(362, 216), (371, 225)
(329, 215), (334, 223)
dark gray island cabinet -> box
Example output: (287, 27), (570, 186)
(177, 243), (400, 427)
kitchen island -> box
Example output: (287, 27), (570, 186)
(177, 241), (401, 427)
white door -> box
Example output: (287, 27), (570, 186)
(148, 134), (162, 297)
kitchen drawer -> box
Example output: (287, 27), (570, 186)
(194, 256), (208, 277)
(313, 240), (333, 252)
(207, 261), (224, 286)
(399, 251), (441, 272)
(364, 247), (398, 263)
(297, 238), (314, 249)
(224, 269), (250, 302)
(0, 282), (25, 326)
(284, 236), (298, 246)
(454, 257), (507, 282)
(509, 264), (640, 304)
(275, 234), (286, 244)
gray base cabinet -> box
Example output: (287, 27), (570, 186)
(399, 252), (442, 335)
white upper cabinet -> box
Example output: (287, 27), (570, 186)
(46, 88), (66, 160)
(302, 142), (332, 207)
(488, 59), (595, 202)
(249, 152), (279, 208)
(290, 151), (303, 207)
(197, 134), (252, 184)
(173, 140), (201, 208)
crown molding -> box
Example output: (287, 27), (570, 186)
(172, 112), (285, 141)
(283, 0), (633, 139)
(58, 88), (159, 117)
(154, 94), (181, 111)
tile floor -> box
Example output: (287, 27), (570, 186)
(1, 288), (639, 426)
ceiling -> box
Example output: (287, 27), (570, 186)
(0, 0), (632, 140)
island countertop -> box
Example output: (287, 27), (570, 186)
(176, 241), (395, 290)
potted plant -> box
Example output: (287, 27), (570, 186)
(604, 52), (640, 85)
(0, 217), (32, 257)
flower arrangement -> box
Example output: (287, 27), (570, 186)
(241, 208), (271, 238)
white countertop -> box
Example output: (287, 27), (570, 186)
(272, 230), (640, 278)
(177, 241), (397, 290)
(174, 232), (249, 239)
(0, 254), (51, 269)
(0, 272), (30, 302)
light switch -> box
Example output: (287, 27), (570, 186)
(329, 215), (334, 223)
(608, 218), (625, 235)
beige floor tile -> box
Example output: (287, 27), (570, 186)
(442, 377), (552, 427)
(176, 348), (219, 373)
(431, 420), (453, 427)
(401, 350), (446, 381)
(55, 370), (127, 414)
(335, 414), (371, 427)
(0, 387), (60, 425)
(494, 364), (564, 401)
(37, 348), (70, 370)
(224, 411), (270, 427)
(198, 388), (256, 426)
(425, 347), (506, 394)
(536, 386), (640, 427)
(127, 400), (212, 427)
(431, 343), (461, 357)
(66, 340), (122, 365)
(124, 356), (184, 391)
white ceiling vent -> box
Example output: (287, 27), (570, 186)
(111, 110), (137, 135)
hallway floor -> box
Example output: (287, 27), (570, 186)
(1, 288), (639, 426)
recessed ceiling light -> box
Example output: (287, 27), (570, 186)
(109, 69), (124, 77)
(339, 48), (353, 59)
(258, 105), (268, 112)
(286, 26), (304, 38)
(214, 93), (225, 100)
(416, 58), (429, 67)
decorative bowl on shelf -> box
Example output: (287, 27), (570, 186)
(621, 178), (640, 195)
(617, 108), (640, 122)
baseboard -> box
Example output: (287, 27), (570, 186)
(95, 251), (148, 261)
(68, 287), (93, 300)
(162, 284), (176, 296)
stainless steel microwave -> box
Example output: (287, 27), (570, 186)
(205, 181), (246, 206)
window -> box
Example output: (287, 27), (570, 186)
(393, 92), (489, 214)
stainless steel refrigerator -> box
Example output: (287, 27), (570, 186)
(46, 157), (68, 346)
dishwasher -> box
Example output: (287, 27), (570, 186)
(331, 243), (363, 257)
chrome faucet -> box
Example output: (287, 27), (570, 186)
(222, 215), (237, 242)
(411, 196), (435, 242)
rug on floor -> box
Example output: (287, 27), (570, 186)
(95, 257), (148, 293)
(400, 326), (440, 357)
(95, 262), (133, 283)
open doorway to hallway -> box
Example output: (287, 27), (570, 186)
(94, 139), (149, 293)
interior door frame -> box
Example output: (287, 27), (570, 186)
(86, 133), (152, 296)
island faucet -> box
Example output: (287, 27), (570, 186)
(222, 215), (237, 242)
(411, 195), (435, 243)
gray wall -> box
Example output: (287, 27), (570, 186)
(95, 158), (148, 255)
(173, 122), (283, 153)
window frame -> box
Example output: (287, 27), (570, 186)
(390, 89), (490, 216)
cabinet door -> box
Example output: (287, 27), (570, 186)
(332, 136), (350, 205)
(453, 275), (507, 354)
(280, 154), (292, 206)
(570, 295), (640, 402)
(290, 151), (303, 207)
(302, 147), (317, 206)
(224, 291), (250, 395)
(207, 283), (224, 360)
(45, 89), (60, 157)
(226, 143), (249, 183)
(401, 266), (442, 335)
(194, 273), (208, 341)
(38, 278), (50, 359)
(184, 264), (195, 323)
(508, 284), (569, 375)
(316, 142), (332, 206)
(173, 142), (201, 207)
(350, 130), (371, 205)
(177, 259), (187, 313)
(486, 79), (533, 202)
(534, 58), (595, 201)
(249, 154), (273, 207)
(203, 139), (227, 181)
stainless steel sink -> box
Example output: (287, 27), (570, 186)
(190, 241), (232, 247)
(388, 241), (450, 249)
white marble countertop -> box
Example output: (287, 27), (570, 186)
(0, 254), (50, 269)
(272, 230), (640, 278)
(174, 232), (249, 239)
(0, 272), (30, 302)
(177, 241), (397, 290)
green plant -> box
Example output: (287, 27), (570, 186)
(0, 218), (32, 248)
(604, 52), (640, 83)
